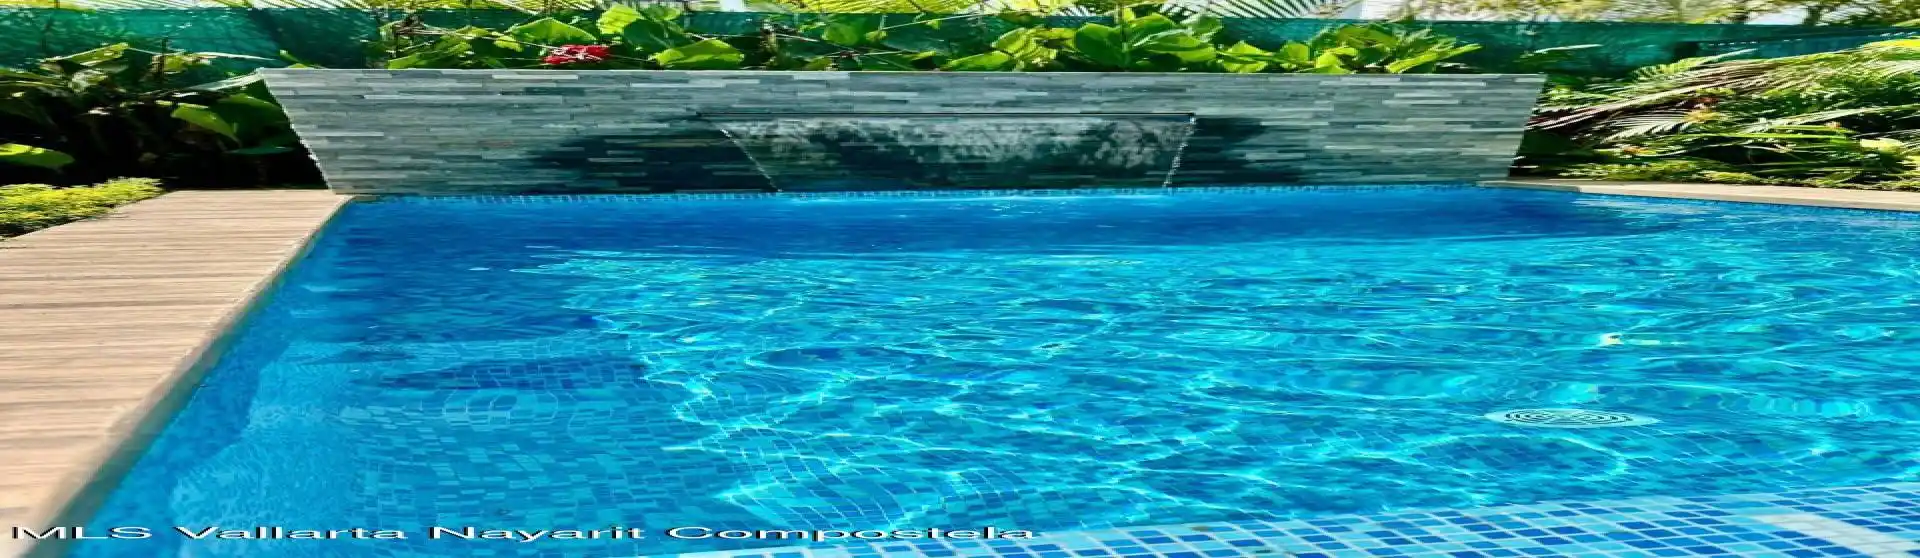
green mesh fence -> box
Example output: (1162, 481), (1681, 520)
(0, 8), (1868, 73)
(1688, 27), (1920, 58)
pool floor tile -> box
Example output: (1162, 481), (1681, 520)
(650, 483), (1920, 558)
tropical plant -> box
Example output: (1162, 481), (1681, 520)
(0, 0), (1361, 17)
(0, 0), (602, 9)
(369, 6), (1482, 74)
(1215, 22), (1482, 74)
(1384, 0), (1851, 23)
(1527, 38), (1920, 189)
(0, 43), (317, 185)
(745, 0), (1358, 17)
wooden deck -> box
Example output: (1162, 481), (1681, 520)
(0, 190), (344, 557)
(1484, 179), (1920, 212)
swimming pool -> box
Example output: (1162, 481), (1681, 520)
(76, 186), (1920, 557)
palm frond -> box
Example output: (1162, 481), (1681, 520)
(1629, 49), (1751, 80)
(1159, 0), (1353, 18)
(1599, 110), (1698, 140)
(1742, 104), (1920, 131)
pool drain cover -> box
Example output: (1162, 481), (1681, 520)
(1485, 408), (1659, 429)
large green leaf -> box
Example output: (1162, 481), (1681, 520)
(1185, 16), (1224, 42)
(1278, 42), (1312, 66)
(1121, 14), (1181, 41)
(208, 94), (289, 142)
(823, 19), (882, 48)
(623, 16), (690, 52)
(597, 5), (642, 36)
(168, 103), (239, 141)
(940, 51), (1014, 72)
(1384, 52), (1443, 74)
(0, 68), (59, 86)
(0, 143), (74, 170)
(188, 72), (264, 92)
(1337, 25), (1395, 46)
(1217, 42), (1271, 73)
(1138, 31), (1215, 65)
(1071, 23), (1128, 69)
(1385, 44), (1480, 73)
(450, 27), (522, 66)
(158, 53), (210, 74)
(39, 43), (129, 74)
(640, 5), (683, 22)
(1311, 51), (1354, 74)
(386, 52), (435, 69)
(506, 18), (597, 48)
(651, 40), (744, 70)
(992, 28), (1058, 69)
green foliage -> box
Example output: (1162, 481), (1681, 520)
(1204, 24), (1483, 75)
(1300, 23), (1482, 74)
(369, 8), (1480, 75)
(654, 39), (748, 70)
(1530, 38), (1920, 189)
(507, 17), (598, 46)
(0, 177), (163, 238)
(1560, 159), (1726, 180)
(0, 43), (315, 186)
(0, 143), (75, 169)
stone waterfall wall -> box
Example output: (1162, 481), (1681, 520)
(706, 113), (1197, 191)
(260, 69), (1546, 195)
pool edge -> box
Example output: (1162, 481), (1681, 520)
(2, 191), (350, 558)
(1481, 179), (1920, 212)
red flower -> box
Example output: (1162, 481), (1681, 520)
(542, 44), (611, 66)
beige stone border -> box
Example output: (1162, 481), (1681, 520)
(1482, 179), (1920, 212)
(0, 190), (346, 558)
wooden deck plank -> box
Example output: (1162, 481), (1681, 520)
(0, 189), (343, 558)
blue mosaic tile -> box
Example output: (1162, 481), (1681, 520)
(361, 184), (1479, 204)
(664, 484), (1920, 558)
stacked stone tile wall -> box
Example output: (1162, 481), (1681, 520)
(260, 69), (1546, 195)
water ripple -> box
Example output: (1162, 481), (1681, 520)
(78, 188), (1920, 558)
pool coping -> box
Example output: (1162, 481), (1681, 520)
(1481, 179), (1920, 212)
(0, 190), (347, 558)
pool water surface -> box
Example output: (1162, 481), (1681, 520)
(78, 187), (1920, 557)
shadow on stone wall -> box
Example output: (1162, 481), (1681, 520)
(707, 114), (1193, 191)
(1171, 117), (1307, 186)
(523, 116), (1297, 193)
(525, 128), (773, 194)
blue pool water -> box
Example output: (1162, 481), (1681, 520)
(79, 187), (1920, 557)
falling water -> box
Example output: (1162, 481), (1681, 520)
(704, 113), (1197, 191)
